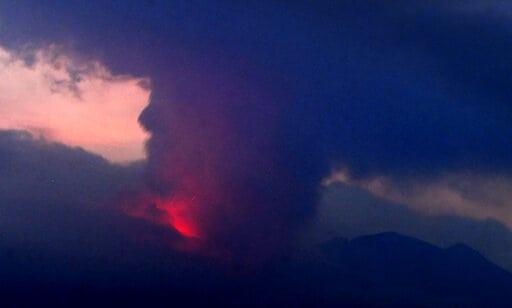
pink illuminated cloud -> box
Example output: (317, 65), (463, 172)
(0, 45), (150, 163)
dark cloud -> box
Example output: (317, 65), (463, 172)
(0, 130), (179, 262)
(2, 0), (512, 259)
(3, 1), (512, 178)
(134, 1), (512, 258)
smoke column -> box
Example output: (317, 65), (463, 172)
(131, 57), (329, 262)
(115, 1), (512, 263)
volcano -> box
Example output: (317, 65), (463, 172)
(2, 231), (512, 307)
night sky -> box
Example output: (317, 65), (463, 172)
(1, 1), (512, 306)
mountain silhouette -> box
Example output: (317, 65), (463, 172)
(296, 232), (512, 306)
(2, 231), (512, 307)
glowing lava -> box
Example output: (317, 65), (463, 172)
(123, 191), (203, 244)
(158, 197), (201, 238)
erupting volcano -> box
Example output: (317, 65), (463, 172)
(123, 191), (203, 243)
(123, 57), (329, 262)
(162, 197), (201, 239)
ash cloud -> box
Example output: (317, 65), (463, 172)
(138, 61), (328, 260)
(134, 0), (512, 258)
(2, 0), (512, 259)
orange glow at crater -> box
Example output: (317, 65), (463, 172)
(159, 197), (201, 238)
(124, 192), (203, 244)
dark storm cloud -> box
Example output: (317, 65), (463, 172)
(0, 130), (182, 262)
(0, 130), (138, 206)
(2, 0), (511, 178)
(2, 1), (512, 258)
(136, 1), (512, 258)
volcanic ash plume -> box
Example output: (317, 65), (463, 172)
(129, 64), (328, 262)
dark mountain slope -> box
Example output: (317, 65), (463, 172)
(1, 232), (512, 307)
(292, 232), (512, 306)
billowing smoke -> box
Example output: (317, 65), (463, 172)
(111, 1), (512, 261)
(6, 0), (511, 262)
(130, 60), (329, 261)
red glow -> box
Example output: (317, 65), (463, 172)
(123, 192), (203, 244)
(160, 198), (201, 238)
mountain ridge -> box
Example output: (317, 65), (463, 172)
(2, 231), (512, 307)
